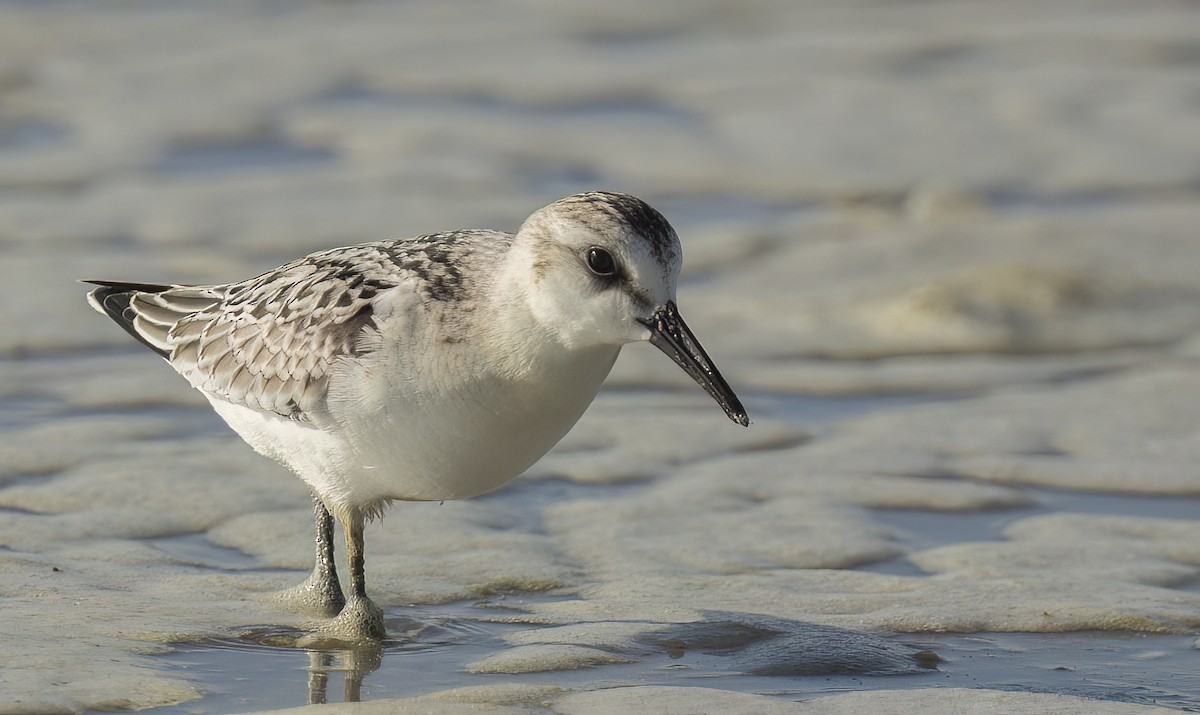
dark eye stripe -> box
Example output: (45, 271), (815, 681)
(585, 247), (618, 277)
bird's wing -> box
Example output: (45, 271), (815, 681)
(85, 244), (402, 420)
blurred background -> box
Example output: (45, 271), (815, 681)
(3, 0), (1199, 370)
(2, 1), (1200, 712)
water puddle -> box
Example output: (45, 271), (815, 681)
(35, 386), (1196, 713)
(146, 606), (1199, 713)
(150, 602), (941, 713)
(169, 611), (507, 710)
(863, 488), (1200, 578)
(904, 631), (1200, 712)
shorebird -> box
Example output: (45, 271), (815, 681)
(86, 191), (748, 640)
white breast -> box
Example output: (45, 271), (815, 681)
(209, 337), (620, 520)
(336, 346), (617, 504)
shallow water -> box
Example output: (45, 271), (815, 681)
(147, 594), (1200, 713)
(865, 489), (1200, 579)
(7, 350), (1198, 712)
(5, 3), (1200, 712)
(56, 392), (1197, 714)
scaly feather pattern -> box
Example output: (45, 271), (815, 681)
(86, 231), (509, 420)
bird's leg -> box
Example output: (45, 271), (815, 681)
(310, 494), (346, 615)
(346, 515), (369, 601)
(279, 493), (345, 617)
(330, 513), (386, 640)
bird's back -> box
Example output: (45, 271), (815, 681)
(86, 231), (514, 422)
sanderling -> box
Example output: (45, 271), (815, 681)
(85, 191), (748, 640)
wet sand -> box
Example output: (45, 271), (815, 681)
(2, 1), (1199, 713)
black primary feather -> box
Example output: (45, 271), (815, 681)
(83, 279), (174, 358)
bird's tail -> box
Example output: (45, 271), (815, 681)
(83, 279), (221, 358)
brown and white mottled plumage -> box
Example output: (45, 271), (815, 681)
(85, 191), (747, 642)
(89, 232), (511, 422)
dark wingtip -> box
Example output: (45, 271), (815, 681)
(82, 279), (174, 292)
(84, 280), (173, 358)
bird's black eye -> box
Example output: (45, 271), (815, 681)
(585, 246), (618, 277)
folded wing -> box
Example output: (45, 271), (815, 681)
(85, 247), (396, 420)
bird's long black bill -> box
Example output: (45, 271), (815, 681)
(639, 301), (749, 427)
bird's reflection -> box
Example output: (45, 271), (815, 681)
(303, 643), (383, 704)
(224, 613), (485, 704)
(225, 623), (388, 705)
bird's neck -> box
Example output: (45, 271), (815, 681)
(482, 247), (617, 384)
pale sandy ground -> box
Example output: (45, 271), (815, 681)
(1, 1), (1199, 713)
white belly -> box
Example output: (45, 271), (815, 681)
(208, 343), (620, 520)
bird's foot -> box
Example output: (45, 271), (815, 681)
(309, 595), (386, 644)
(274, 569), (346, 618)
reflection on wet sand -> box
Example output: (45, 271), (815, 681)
(165, 606), (1198, 711)
(305, 646), (381, 705)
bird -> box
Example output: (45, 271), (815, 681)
(85, 191), (748, 641)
